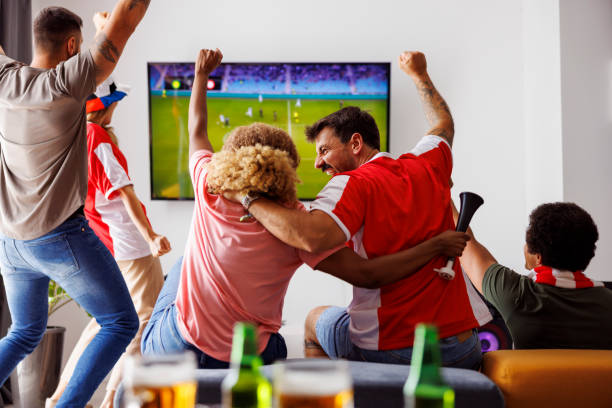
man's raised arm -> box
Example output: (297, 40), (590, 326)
(188, 48), (222, 157)
(400, 51), (454, 146)
(90, 0), (151, 85)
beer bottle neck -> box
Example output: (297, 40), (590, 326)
(237, 354), (261, 371)
(406, 325), (446, 390)
(409, 344), (444, 386)
(231, 323), (259, 369)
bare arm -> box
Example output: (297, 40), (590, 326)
(90, 0), (151, 84)
(315, 230), (470, 289)
(189, 48), (222, 157)
(399, 51), (454, 146)
(452, 202), (496, 293)
(118, 185), (171, 257)
(243, 198), (346, 253)
(0, 45), (5, 55)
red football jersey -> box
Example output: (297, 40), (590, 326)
(84, 123), (150, 260)
(310, 135), (491, 350)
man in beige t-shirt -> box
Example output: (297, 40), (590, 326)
(0, 2), (150, 407)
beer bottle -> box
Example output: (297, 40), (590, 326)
(222, 322), (272, 408)
(403, 324), (455, 408)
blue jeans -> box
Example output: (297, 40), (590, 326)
(141, 257), (287, 368)
(316, 306), (482, 370)
(0, 216), (139, 408)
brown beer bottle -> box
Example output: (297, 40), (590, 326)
(403, 324), (455, 408)
(222, 322), (272, 408)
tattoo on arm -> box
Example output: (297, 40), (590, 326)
(417, 80), (452, 124)
(94, 33), (119, 64)
(416, 78), (454, 143)
(128, 0), (151, 10)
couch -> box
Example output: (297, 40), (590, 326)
(115, 359), (504, 407)
(482, 349), (612, 408)
(195, 360), (504, 408)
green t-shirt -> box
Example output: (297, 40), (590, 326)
(482, 263), (612, 349)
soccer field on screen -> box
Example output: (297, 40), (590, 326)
(150, 94), (388, 200)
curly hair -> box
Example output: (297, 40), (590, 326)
(206, 123), (300, 203)
(223, 122), (299, 167)
(526, 202), (599, 271)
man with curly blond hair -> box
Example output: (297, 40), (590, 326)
(226, 51), (492, 369)
(141, 48), (471, 368)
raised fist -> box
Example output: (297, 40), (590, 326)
(195, 48), (223, 77)
(399, 51), (427, 78)
(93, 12), (110, 32)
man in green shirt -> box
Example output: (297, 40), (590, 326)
(458, 202), (612, 349)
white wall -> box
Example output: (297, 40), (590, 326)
(522, 0), (564, 210)
(30, 0), (610, 361)
(559, 0), (612, 281)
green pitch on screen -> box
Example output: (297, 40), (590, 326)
(150, 95), (388, 200)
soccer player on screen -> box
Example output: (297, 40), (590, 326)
(224, 51), (491, 369)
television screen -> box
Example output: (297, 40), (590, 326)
(148, 62), (390, 200)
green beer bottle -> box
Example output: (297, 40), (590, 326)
(222, 322), (272, 408)
(403, 324), (455, 408)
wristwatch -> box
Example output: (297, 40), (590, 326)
(241, 192), (261, 211)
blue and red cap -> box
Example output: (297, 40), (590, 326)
(86, 77), (130, 113)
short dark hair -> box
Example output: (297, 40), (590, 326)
(526, 202), (598, 271)
(33, 7), (83, 53)
(305, 106), (380, 150)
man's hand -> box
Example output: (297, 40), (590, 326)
(0, 44), (5, 56)
(90, 0), (151, 85)
(399, 51), (427, 78)
(433, 230), (470, 258)
(222, 190), (244, 203)
(188, 48), (222, 156)
(149, 233), (171, 257)
(93, 12), (110, 33)
(195, 48), (223, 77)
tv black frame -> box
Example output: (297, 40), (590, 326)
(147, 61), (391, 201)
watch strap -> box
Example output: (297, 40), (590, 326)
(241, 193), (261, 211)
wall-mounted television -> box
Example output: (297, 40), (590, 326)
(148, 62), (390, 200)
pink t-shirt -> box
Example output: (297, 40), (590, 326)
(175, 149), (335, 362)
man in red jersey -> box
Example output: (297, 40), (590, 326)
(226, 51), (491, 369)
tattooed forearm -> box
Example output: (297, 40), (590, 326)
(94, 33), (119, 64)
(415, 77), (454, 144)
(128, 0), (151, 11)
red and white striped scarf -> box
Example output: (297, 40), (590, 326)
(529, 265), (603, 289)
